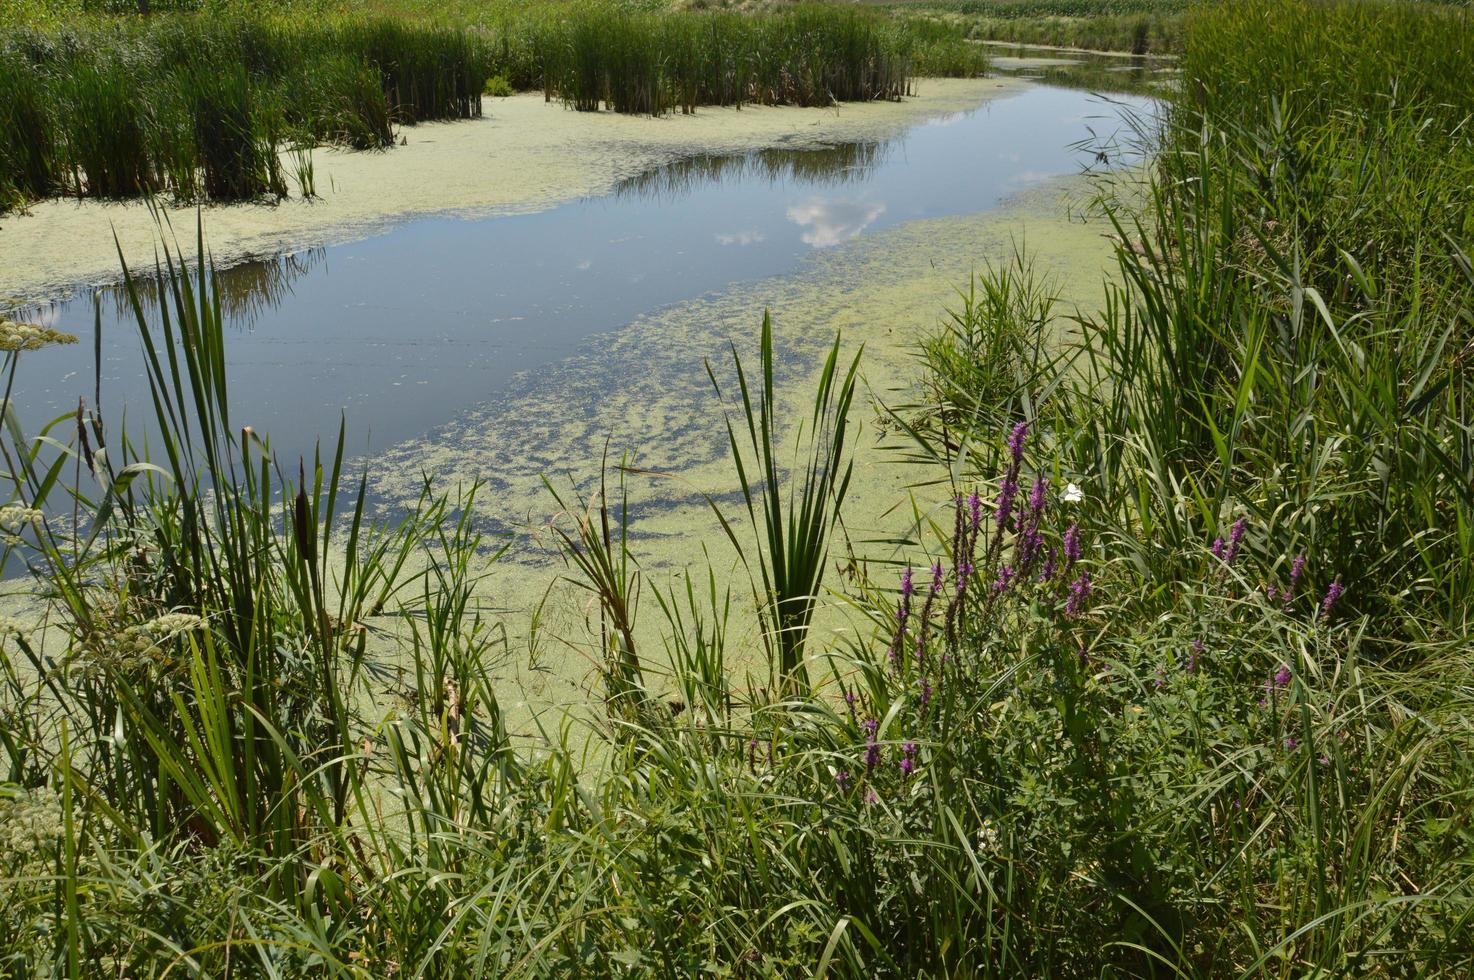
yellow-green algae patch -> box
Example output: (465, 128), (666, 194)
(0, 78), (1020, 304)
(359, 174), (1119, 747)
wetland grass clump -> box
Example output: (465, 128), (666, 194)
(534, 4), (980, 115)
(0, 14), (487, 208)
(0, 51), (56, 207)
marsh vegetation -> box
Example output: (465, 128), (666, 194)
(0, 2), (988, 210)
(2, 0), (1473, 976)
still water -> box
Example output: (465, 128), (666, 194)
(12, 84), (1152, 466)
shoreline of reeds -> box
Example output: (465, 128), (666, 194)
(0, 4), (989, 212)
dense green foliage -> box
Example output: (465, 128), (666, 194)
(2, 0), (1473, 976)
(532, 5), (936, 114)
(0, 16), (485, 208)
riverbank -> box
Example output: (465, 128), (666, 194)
(0, 77), (1018, 304)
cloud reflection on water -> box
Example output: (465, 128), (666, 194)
(785, 198), (887, 248)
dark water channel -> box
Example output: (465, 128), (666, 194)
(11, 82), (1154, 468)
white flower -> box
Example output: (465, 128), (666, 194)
(0, 504), (42, 534)
(976, 818), (999, 852)
(1062, 482), (1084, 504)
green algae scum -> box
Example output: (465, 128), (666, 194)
(3, 0), (1474, 976)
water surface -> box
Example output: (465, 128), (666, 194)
(12, 84), (1152, 466)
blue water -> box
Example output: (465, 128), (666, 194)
(14, 84), (1151, 465)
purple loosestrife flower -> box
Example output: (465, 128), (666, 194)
(920, 677), (932, 713)
(995, 475), (1019, 531)
(1028, 477), (1048, 515)
(1016, 525), (1042, 568)
(968, 489), (982, 532)
(1066, 571), (1091, 617)
(1283, 738), (1298, 752)
(1039, 550), (1056, 583)
(899, 742), (919, 778)
(1321, 580), (1345, 621)
(864, 787), (879, 804)
(1210, 537), (1226, 561)
(1187, 638), (1203, 672)
(1008, 421), (1029, 463)
(1273, 664), (1292, 688)
(1063, 523), (1082, 566)
(1224, 517), (1248, 564)
(915, 564), (944, 667)
(1289, 553), (1307, 592)
(863, 719), (881, 772)
(890, 566), (915, 669)
(835, 769), (852, 791)
(993, 565), (1015, 594)
(956, 560), (974, 595)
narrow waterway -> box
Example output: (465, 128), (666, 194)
(10, 83), (1153, 467)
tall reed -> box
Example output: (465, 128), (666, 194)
(0, 14), (487, 207)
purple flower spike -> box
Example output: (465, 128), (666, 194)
(1028, 477), (1048, 514)
(956, 560), (975, 595)
(1066, 571), (1092, 617)
(863, 719), (881, 772)
(968, 489), (982, 532)
(835, 769), (852, 790)
(900, 566), (915, 602)
(1289, 553), (1307, 587)
(1284, 737), (1298, 752)
(1008, 421), (1029, 463)
(1273, 664), (1292, 688)
(993, 565), (1015, 594)
(1225, 517), (1248, 564)
(930, 562), (944, 595)
(1210, 537), (1226, 561)
(1321, 580), (1345, 621)
(1063, 523), (1082, 565)
(995, 476), (1019, 531)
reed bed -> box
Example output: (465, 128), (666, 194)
(0, 15), (488, 207)
(531, 5), (982, 116)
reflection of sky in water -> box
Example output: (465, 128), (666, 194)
(786, 199), (887, 247)
(11, 85), (1155, 465)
